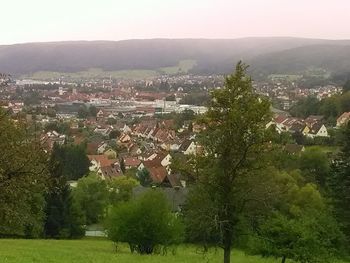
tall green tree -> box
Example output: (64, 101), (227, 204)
(0, 109), (48, 237)
(185, 62), (271, 263)
(328, 121), (350, 247)
(44, 144), (85, 238)
(73, 173), (109, 225)
(62, 144), (90, 181)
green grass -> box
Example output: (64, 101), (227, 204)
(159, 59), (197, 75)
(1, 239), (348, 263)
(0, 239), (282, 263)
(305, 145), (340, 154)
(26, 68), (160, 80)
(268, 74), (303, 81)
(23, 60), (197, 81)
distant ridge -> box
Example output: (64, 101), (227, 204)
(1, 37), (350, 76)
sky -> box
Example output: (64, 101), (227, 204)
(1, 0), (350, 45)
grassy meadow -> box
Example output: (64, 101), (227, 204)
(23, 59), (197, 80)
(0, 238), (283, 263)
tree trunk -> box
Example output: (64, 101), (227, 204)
(223, 226), (233, 263)
(281, 256), (286, 263)
(224, 245), (231, 263)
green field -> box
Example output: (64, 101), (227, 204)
(0, 239), (282, 263)
(23, 60), (197, 81)
(159, 59), (197, 75)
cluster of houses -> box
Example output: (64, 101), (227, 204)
(71, 116), (201, 188)
(267, 114), (329, 138)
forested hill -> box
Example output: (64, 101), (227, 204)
(1, 37), (350, 76)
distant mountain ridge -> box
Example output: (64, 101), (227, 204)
(1, 37), (350, 77)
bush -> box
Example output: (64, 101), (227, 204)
(106, 190), (184, 254)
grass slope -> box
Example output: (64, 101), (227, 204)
(0, 239), (283, 263)
(24, 60), (197, 80)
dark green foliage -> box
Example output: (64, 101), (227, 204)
(62, 144), (90, 180)
(44, 144), (85, 239)
(137, 168), (152, 187)
(120, 158), (126, 173)
(44, 121), (70, 134)
(108, 176), (138, 204)
(107, 117), (117, 125)
(88, 105), (98, 117)
(77, 105), (88, 119)
(299, 147), (330, 188)
(328, 122), (350, 247)
(289, 97), (320, 118)
(290, 92), (350, 124)
(0, 109), (48, 237)
(106, 190), (184, 254)
(250, 177), (343, 263)
(52, 144), (90, 181)
(109, 129), (121, 139)
(73, 173), (109, 225)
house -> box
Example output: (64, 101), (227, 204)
(122, 124), (132, 134)
(128, 144), (142, 156)
(179, 140), (197, 155)
(305, 115), (324, 127)
(100, 165), (122, 179)
(336, 112), (350, 127)
(86, 142), (99, 155)
(87, 155), (122, 179)
(40, 131), (66, 151)
(306, 122), (329, 138)
(94, 126), (112, 137)
(96, 109), (105, 120)
(266, 114), (289, 133)
(124, 157), (141, 169)
(153, 129), (176, 143)
(118, 133), (131, 144)
(160, 139), (181, 151)
(147, 166), (168, 184)
(97, 142), (108, 154)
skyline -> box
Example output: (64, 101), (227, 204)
(1, 0), (350, 45)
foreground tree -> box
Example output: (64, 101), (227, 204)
(73, 173), (109, 225)
(328, 121), (350, 247)
(0, 109), (48, 237)
(107, 190), (184, 254)
(44, 144), (85, 238)
(185, 62), (271, 263)
(250, 177), (343, 263)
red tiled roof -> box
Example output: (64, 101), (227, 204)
(148, 166), (168, 183)
(124, 157), (141, 167)
(88, 155), (116, 168)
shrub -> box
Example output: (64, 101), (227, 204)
(106, 189), (184, 254)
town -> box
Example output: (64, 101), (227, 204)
(1, 72), (349, 190)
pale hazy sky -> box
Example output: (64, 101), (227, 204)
(1, 0), (350, 45)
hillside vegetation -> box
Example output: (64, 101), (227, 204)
(1, 38), (350, 77)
